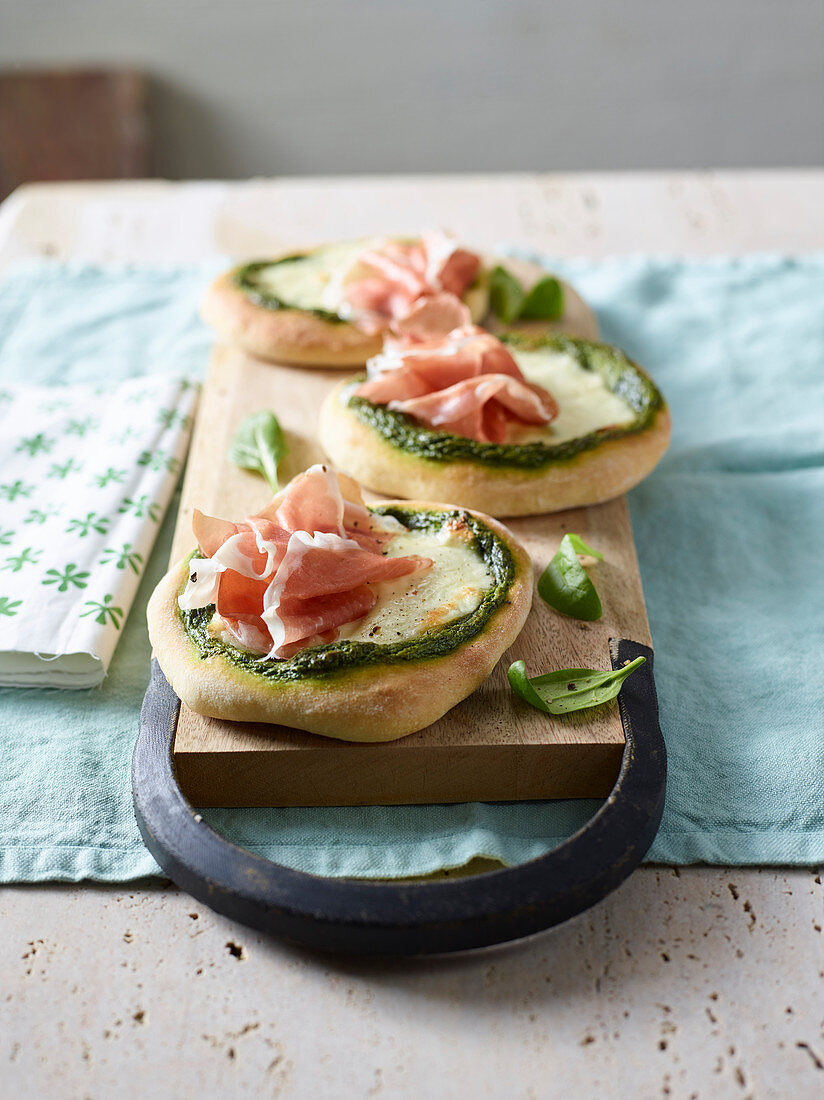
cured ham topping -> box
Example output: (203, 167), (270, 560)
(354, 327), (559, 444)
(343, 230), (481, 339)
(393, 292), (472, 343)
(179, 465), (431, 659)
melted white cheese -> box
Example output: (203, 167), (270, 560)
(203, 518), (493, 655)
(250, 236), (488, 321)
(512, 348), (636, 443)
(253, 238), (382, 313)
(338, 522), (492, 644)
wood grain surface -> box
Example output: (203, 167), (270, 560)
(171, 345), (651, 806)
(0, 69), (149, 201)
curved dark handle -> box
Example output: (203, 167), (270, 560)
(133, 639), (666, 956)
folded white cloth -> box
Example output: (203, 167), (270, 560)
(0, 375), (197, 687)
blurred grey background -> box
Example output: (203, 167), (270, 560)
(3, 0), (823, 178)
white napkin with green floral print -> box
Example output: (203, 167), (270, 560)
(0, 375), (197, 687)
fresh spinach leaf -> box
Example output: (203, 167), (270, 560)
(537, 533), (604, 621)
(519, 275), (564, 321)
(489, 267), (565, 324)
(564, 533), (604, 560)
(508, 656), (645, 715)
(489, 265), (526, 324)
(228, 410), (288, 493)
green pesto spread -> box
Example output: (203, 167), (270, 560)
(232, 239), (485, 326)
(346, 334), (665, 471)
(233, 257), (345, 323)
(178, 507), (515, 684)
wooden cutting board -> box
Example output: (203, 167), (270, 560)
(168, 345), (652, 807)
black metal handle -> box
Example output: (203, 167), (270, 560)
(132, 639), (666, 956)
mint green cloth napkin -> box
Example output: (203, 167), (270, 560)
(0, 256), (821, 882)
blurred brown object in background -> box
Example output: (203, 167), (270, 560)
(0, 68), (150, 201)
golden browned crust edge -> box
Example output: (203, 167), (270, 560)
(199, 252), (597, 367)
(319, 380), (672, 517)
(147, 507), (533, 742)
(200, 272), (383, 368)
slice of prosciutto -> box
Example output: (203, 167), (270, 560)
(343, 230), (481, 339)
(354, 326), (559, 444)
(393, 292), (472, 343)
(178, 465), (430, 659)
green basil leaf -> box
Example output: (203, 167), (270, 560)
(228, 410), (288, 494)
(489, 265), (526, 324)
(537, 533), (603, 620)
(508, 656), (645, 715)
(564, 533), (604, 561)
(519, 275), (565, 321)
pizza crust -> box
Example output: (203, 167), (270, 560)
(319, 380), (671, 518)
(200, 271), (384, 368)
(200, 252), (598, 368)
(147, 506), (533, 742)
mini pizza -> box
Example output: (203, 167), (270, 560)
(147, 465), (533, 742)
(200, 231), (598, 367)
(319, 328), (671, 517)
